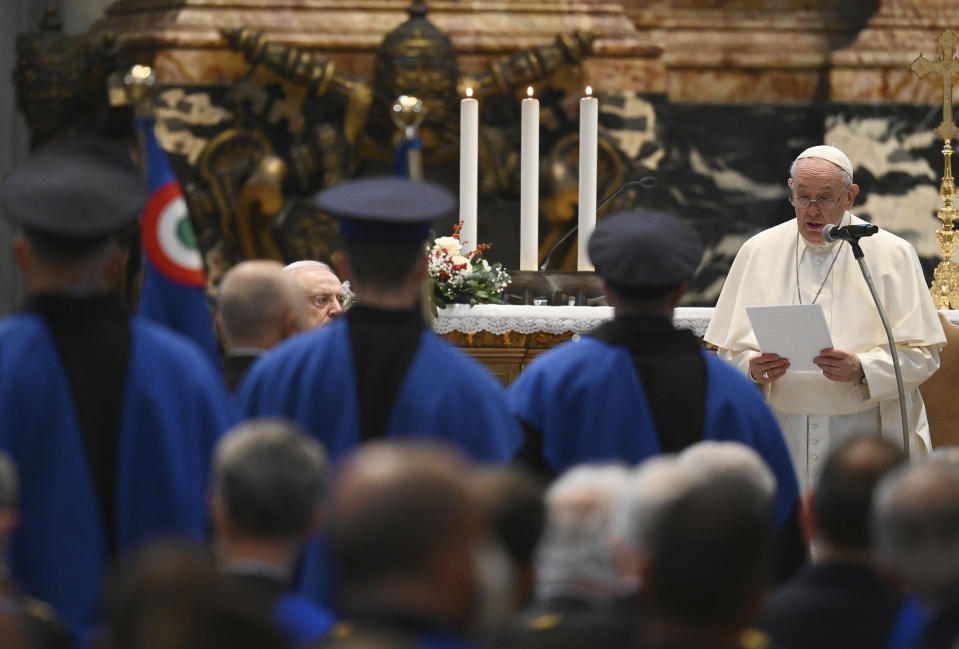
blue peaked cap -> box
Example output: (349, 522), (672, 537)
(313, 177), (455, 242)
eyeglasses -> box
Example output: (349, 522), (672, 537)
(789, 185), (850, 210)
(310, 293), (346, 309)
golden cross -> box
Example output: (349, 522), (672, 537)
(912, 30), (959, 141)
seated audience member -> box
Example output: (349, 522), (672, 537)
(679, 441), (806, 580)
(96, 542), (291, 649)
(324, 441), (513, 649)
(506, 465), (633, 649)
(506, 208), (799, 532)
(758, 435), (905, 649)
(638, 480), (772, 649)
(283, 261), (348, 329)
(472, 467), (546, 613)
(209, 419), (336, 646)
(215, 260), (306, 390)
(0, 453), (71, 649)
(873, 462), (959, 649)
(0, 136), (237, 641)
(533, 465), (629, 607)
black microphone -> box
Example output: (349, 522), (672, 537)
(538, 177), (658, 271)
(821, 223), (879, 243)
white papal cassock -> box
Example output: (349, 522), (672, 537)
(705, 212), (946, 488)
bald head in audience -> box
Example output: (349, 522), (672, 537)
(808, 435), (904, 559)
(215, 260), (304, 352)
(328, 441), (510, 635)
(284, 261), (346, 329)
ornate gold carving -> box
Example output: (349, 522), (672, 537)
(221, 26), (372, 146)
(912, 30), (959, 307)
(197, 128), (274, 248)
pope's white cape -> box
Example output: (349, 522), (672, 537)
(704, 213), (946, 452)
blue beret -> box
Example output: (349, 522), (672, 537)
(588, 208), (703, 291)
(1, 136), (148, 239)
(313, 177), (455, 242)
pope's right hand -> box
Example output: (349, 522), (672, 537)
(749, 353), (790, 384)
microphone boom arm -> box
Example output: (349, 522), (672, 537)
(847, 239), (911, 456)
(539, 178), (655, 271)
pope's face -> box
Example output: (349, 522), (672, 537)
(789, 158), (859, 245)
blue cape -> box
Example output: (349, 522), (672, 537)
(273, 592), (337, 646)
(239, 318), (522, 607)
(507, 335), (799, 528)
(0, 314), (238, 640)
(238, 318), (522, 462)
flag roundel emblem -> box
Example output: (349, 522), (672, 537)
(141, 180), (206, 287)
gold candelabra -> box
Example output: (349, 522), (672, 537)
(912, 29), (959, 308)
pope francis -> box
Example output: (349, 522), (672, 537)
(705, 145), (945, 488)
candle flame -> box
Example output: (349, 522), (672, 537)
(466, 87), (473, 98)
(586, 86), (592, 96)
(527, 86), (534, 97)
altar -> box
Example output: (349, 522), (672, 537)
(436, 305), (959, 386)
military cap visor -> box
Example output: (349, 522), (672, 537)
(588, 208), (704, 292)
(313, 177), (455, 242)
(1, 136), (149, 239)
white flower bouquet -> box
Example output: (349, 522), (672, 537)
(428, 222), (510, 313)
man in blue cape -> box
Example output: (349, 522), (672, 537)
(238, 177), (521, 461)
(239, 177), (522, 605)
(0, 136), (238, 642)
(507, 208), (802, 575)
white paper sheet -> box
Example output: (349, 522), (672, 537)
(746, 304), (833, 372)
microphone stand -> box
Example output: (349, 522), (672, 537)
(845, 236), (910, 456)
(539, 177), (656, 271)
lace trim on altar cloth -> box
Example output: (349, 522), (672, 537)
(432, 305), (716, 337)
(433, 306), (959, 339)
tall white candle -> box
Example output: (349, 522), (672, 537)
(578, 86), (598, 271)
(520, 86), (539, 271)
(459, 88), (479, 254)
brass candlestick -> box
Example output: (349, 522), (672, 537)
(912, 30), (959, 308)
(931, 141), (959, 308)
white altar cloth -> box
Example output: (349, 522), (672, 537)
(433, 305), (959, 340)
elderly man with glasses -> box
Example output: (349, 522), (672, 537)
(284, 260), (351, 329)
(705, 145), (945, 488)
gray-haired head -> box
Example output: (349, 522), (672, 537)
(873, 462), (959, 603)
(534, 463), (629, 601)
(0, 452), (17, 510)
(212, 418), (328, 539)
(610, 456), (695, 561)
(678, 441), (776, 512)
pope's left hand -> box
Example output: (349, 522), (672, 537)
(814, 348), (864, 383)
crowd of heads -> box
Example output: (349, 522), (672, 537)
(0, 427), (946, 649)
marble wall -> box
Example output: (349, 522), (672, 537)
(3, 0), (957, 311)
